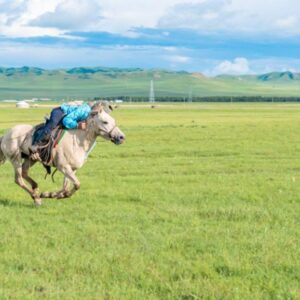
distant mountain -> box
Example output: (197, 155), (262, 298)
(66, 67), (145, 75)
(0, 66), (45, 76)
(0, 66), (300, 99)
(216, 71), (300, 82)
(257, 71), (300, 81)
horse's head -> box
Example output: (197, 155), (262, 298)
(89, 101), (125, 145)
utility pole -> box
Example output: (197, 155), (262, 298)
(149, 80), (155, 103)
(188, 88), (193, 102)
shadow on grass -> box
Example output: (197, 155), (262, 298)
(0, 198), (35, 208)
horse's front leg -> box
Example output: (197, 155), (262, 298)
(41, 165), (80, 199)
(57, 166), (80, 199)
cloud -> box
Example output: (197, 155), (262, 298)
(0, 0), (27, 25)
(0, 0), (63, 38)
(30, 0), (102, 30)
(1, 0), (300, 74)
(95, 0), (204, 35)
(166, 55), (191, 63)
(0, 0), (207, 37)
(159, 0), (230, 31)
(213, 57), (251, 75)
(2, 0), (300, 38)
(209, 57), (300, 75)
(276, 16), (298, 29)
(158, 0), (300, 36)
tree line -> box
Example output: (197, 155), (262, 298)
(95, 96), (300, 102)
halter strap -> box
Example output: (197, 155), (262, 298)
(99, 125), (117, 138)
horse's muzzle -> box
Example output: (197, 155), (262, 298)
(111, 135), (125, 145)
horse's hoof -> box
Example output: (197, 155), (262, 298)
(34, 198), (42, 206)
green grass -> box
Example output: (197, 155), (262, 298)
(0, 103), (299, 299)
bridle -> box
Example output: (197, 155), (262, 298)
(99, 124), (117, 139)
(89, 109), (117, 140)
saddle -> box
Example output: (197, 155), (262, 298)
(32, 124), (65, 166)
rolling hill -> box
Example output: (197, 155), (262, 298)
(0, 67), (300, 100)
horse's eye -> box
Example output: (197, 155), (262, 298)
(103, 121), (108, 125)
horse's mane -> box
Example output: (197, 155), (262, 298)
(91, 101), (113, 114)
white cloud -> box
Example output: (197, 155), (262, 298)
(166, 55), (191, 63)
(0, 0), (26, 25)
(213, 57), (251, 75)
(1, 0), (300, 38)
(0, 0), (63, 37)
(276, 16), (298, 29)
(159, 0), (300, 36)
(0, 0), (205, 37)
(31, 0), (102, 30)
(93, 0), (204, 35)
(208, 57), (300, 75)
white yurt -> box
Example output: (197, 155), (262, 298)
(16, 101), (30, 109)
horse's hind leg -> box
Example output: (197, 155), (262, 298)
(14, 161), (42, 206)
(22, 159), (39, 196)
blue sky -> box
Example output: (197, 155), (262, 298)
(1, 0), (300, 75)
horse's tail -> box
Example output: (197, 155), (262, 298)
(0, 136), (6, 165)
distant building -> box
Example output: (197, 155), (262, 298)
(16, 101), (30, 109)
(115, 99), (123, 103)
(40, 98), (51, 101)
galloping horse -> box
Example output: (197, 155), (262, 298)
(0, 102), (125, 206)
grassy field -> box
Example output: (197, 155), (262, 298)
(0, 103), (299, 299)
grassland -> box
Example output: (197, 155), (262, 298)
(0, 103), (299, 299)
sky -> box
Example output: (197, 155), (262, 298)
(1, 0), (300, 75)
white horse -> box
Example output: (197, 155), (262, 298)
(0, 102), (125, 206)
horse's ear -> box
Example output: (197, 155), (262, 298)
(99, 101), (113, 114)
